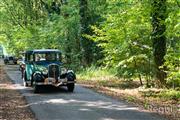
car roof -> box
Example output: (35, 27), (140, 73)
(25, 49), (61, 54)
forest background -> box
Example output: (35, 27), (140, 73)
(0, 0), (179, 90)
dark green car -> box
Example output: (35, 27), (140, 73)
(23, 49), (76, 93)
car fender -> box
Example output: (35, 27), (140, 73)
(67, 70), (76, 81)
(33, 71), (43, 82)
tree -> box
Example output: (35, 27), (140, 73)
(151, 0), (167, 87)
(79, 0), (91, 66)
(79, 0), (105, 67)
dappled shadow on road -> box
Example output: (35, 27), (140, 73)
(5, 85), (168, 120)
(17, 86), (168, 120)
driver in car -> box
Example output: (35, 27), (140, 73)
(45, 54), (51, 61)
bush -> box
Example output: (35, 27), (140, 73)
(164, 48), (180, 88)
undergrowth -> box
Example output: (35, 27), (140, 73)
(77, 66), (180, 101)
(77, 66), (117, 81)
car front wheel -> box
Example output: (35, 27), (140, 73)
(67, 83), (74, 92)
(23, 72), (28, 87)
(23, 80), (28, 87)
(33, 82), (40, 93)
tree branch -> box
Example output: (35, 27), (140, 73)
(2, 0), (25, 29)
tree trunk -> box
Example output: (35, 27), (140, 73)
(79, 0), (93, 67)
(79, 0), (88, 66)
(138, 74), (143, 86)
(151, 0), (167, 87)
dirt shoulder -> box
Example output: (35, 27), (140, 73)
(0, 64), (35, 120)
(78, 80), (179, 120)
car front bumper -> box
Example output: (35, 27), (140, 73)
(35, 77), (76, 86)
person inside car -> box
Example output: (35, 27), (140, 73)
(45, 54), (51, 61)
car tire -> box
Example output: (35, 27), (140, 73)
(30, 80), (33, 87)
(23, 72), (28, 87)
(33, 83), (40, 93)
(67, 83), (74, 92)
(4, 61), (8, 65)
(23, 80), (28, 87)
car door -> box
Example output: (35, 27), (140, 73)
(25, 53), (34, 81)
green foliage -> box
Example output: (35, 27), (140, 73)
(77, 66), (141, 89)
(79, 0), (106, 66)
(87, 0), (179, 88)
(164, 48), (180, 88)
(77, 66), (117, 81)
(163, 0), (180, 88)
(140, 88), (180, 101)
(0, 0), (106, 69)
(0, 0), (179, 89)
(88, 0), (153, 84)
(159, 89), (180, 100)
(151, 0), (167, 86)
(0, 0), (82, 69)
(117, 54), (148, 77)
(127, 96), (135, 102)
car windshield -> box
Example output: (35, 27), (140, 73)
(9, 56), (14, 60)
(34, 52), (60, 62)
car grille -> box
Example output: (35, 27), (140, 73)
(48, 64), (60, 81)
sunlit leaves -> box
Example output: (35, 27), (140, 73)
(90, 0), (151, 66)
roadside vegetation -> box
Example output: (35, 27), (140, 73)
(77, 67), (180, 101)
(77, 67), (179, 120)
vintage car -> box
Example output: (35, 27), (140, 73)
(22, 49), (76, 93)
(4, 56), (17, 64)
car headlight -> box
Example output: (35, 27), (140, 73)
(42, 68), (48, 75)
(61, 68), (67, 74)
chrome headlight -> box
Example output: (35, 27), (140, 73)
(61, 68), (67, 74)
(42, 68), (48, 75)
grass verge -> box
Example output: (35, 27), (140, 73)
(77, 67), (180, 120)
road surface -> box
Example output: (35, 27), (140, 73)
(4, 64), (168, 120)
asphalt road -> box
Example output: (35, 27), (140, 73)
(4, 64), (168, 120)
